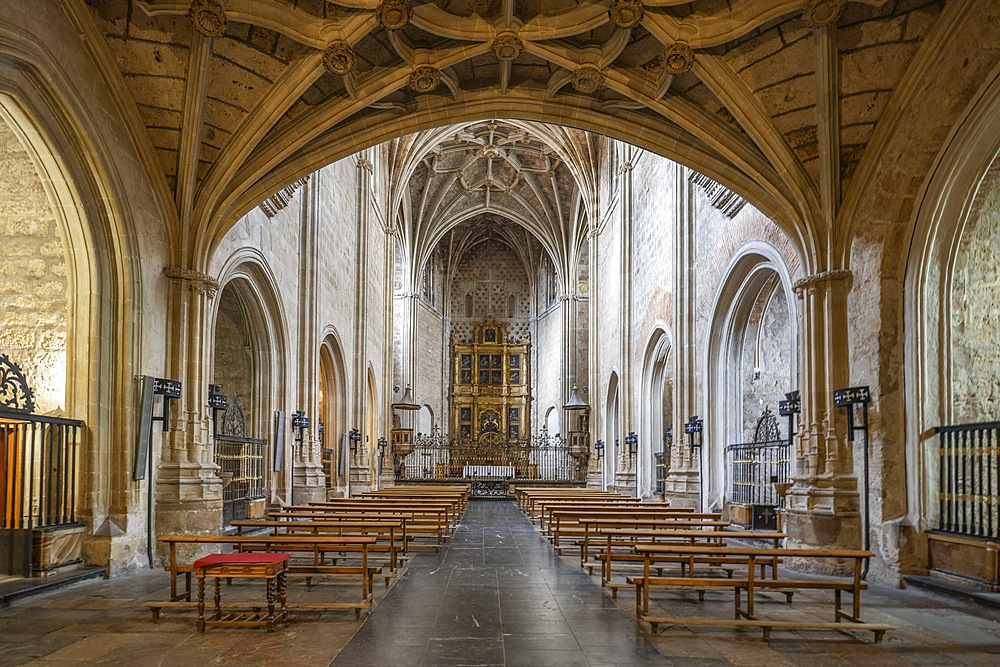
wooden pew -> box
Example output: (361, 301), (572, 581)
(548, 511), (727, 552)
(278, 504), (451, 550)
(579, 526), (784, 591)
(150, 534), (379, 620)
(230, 518), (407, 578)
(631, 543), (893, 642)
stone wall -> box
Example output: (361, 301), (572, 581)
(449, 239), (531, 343)
(740, 283), (793, 440)
(950, 171), (1000, 422)
(213, 286), (254, 418)
(534, 303), (563, 434)
(0, 119), (67, 414)
(414, 300), (445, 431)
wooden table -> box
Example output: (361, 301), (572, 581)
(193, 552), (288, 632)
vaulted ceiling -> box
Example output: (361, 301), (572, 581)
(76, 0), (954, 270)
(387, 119), (591, 290)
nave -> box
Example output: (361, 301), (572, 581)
(1, 499), (999, 666)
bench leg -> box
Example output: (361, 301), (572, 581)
(213, 577), (222, 621)
(196, 573), (206, 633)
(266, 576), (276, 632)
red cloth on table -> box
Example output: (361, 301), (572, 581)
(193, 552), (289, 568)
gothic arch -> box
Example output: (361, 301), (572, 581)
(211, 255), (290, 499)
(906, 63), (1000, 531)
(705, 243), (796, 512)
(605, 370), (621, 491)
(639, 326), (673, 500)
(0, 49), (149, 568)
(319, 330), (349, 493)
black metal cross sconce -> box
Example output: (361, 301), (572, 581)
(377, 437), (387, 470)
(625, 431), (638, 459)
(349, 428), (362, 455)
(778, 390), (801, 445)
(292, 410), (310, 449)
(684, 415), (703, 452)
(207, 384), (227, 437)
(833, 384), (872, 578)
(594, 439), (604, 461)
(151, 378), (182, 432)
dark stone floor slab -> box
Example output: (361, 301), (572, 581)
(329, 499), (668, 666)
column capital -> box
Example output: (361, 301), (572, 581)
(792, 269), (851, 294)
(164, 266), (220, 297)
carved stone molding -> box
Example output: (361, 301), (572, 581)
(259, 176), (309, 217)
(687, 171), (746, 218)
(409, 65), (441, 93)
(608, 0), (644, 29)
(377, 0), (411, 31)
(357, 158), (374, 173)
(661, 42), (694, 75)
(492, 32), (522, 62)
(164, 266), (221, 296)
(792, 269), (852, 293)
(803, 0), (846, 27)
(323, 41), (356, 76)
(188, 0), (227, 37)
(571, 65), (604, 94)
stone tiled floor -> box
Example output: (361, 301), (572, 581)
(1, 501), (999, 666)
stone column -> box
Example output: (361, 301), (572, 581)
(614, 155), (636, 496)
(349, 154), (374, 494)
(292, 176), (326, 503)
(784, 270), (860, 550)
(587, 224), (604, 489)
(156, 267), (223, 536)
(665, 164), (701, 508)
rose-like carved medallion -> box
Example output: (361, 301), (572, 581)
(803, 0), (845, 27)
(409, 65), (441, 93)
(661, 42), (694, 75)
(571, 66), (604, 94)
(323, 41), (356, 76)
(377, 0), (411, 31)
(608, 0), (644, 29)
(492, 33), (523, 62)
(189, 0), (227, 38)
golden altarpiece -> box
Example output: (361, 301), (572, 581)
(450, 316), (531, 471)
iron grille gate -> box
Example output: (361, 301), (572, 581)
(726, 408), (791, 518)
(212, 398), (266, 526)
(0, 354), (84, 575)
(399, 429), (581, 489)
(936, 421), (1000, 540)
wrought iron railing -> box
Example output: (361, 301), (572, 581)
(936, 421), (1000, 540)
(0, 410), (83, 530)
(214, 436), (266, 523)
(726, 439), (790, 506)
(398, 430), (582, 482)
(655, 448), (670, 495)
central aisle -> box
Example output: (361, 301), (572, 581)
(331, 499), (667, 666)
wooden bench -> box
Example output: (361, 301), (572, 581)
(631, 544), (893, 642)
(231, 518), (407, 578)
(276, 505), (451, 550)
(579, 526), (785, 590)
(549, 513), (728, 553)
(150, 534), (378, 620)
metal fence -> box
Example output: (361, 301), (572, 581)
(398, 431), (583, 482)
(936, 421), (1000, 540)
(214, 436), (266, 524)
(0, 410), (83, 530)
(726, 439), (791, 506)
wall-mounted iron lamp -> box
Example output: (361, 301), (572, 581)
(684, 415), (703, 452)
(349, 428), (362, 455)
(834, 384), (872, 579)
(594, 439), (604, 461)
(778, 390), (801, 444)
(317, 419), (325, 448)
(207, 384), (227, 437)
(625, 431), (638, 459)
(292, 410), (310, 448)
(378, 437), (388, 468)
